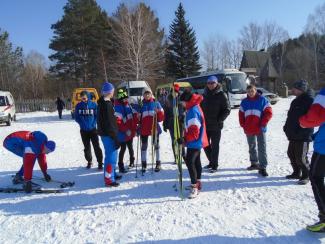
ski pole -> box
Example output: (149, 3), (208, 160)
(135, 134), (140, 178)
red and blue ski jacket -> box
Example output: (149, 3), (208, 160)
(184, 94), (208, 149)
(300, 88), (325, 155)
(114, 100), (138, 142)
(138, 98), (164, 136)
(239, 94), (273, 135)
(3, 131), (55, 180)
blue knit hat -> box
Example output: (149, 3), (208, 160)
(44, 140), (56, 154)
(207, 75), (218, 83)
(101, 81), (114, 95)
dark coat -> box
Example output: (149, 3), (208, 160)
(56, 98), (65, 110)
(283, 91), (314, 142)
(97, 97), (118, 140)
(201, 86), (231, 131)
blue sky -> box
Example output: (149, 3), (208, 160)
(0, 0), (324, 62)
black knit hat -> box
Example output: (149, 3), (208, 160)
(293, 80), (308, 92)
(179, 90), (193, 102)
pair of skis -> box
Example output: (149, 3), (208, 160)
(172, 85), (184, 199)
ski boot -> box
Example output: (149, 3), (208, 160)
(129, 157), (135, 168)
(141, 161), (147, 173)
(188, 184), (199, 199)
(24, 181), (33, 193)
(204, 163), (212, 169)
(247, 163), (260, 171)
(105, 181), (120, 187)
(12, 173), (23, 185)
(118, 162), (128, 173)
(298, 175), (309, 185)
(86, 161), (92, 169)
(306, 221), (325, 232)
(209, 164), (218, 173)
(154, 161), (161, 172)
(98, 162), (103, 171)
(43, 172), (52, 182)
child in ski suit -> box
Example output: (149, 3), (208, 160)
(97, 81), (120, 187)
(300, 87), (325, 232)
(115, 88), (138, 173)
(178, 90), (208, 199)
(138, 88), (164, 173)
(3, 130), (56, 193)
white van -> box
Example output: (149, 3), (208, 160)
(0, 91), (16, 126)
(116, 81), (152, 104)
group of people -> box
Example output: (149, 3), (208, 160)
(3, 76), (325, 231)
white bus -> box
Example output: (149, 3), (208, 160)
(177, 69), (249, 107)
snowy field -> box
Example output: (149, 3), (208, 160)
(0, 97), (324, 244)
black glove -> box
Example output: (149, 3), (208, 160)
(43, 172), (51, 182)
(177, 138), (184, 145)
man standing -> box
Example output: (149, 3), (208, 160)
(283, 80), (313, 184)
(55, 97), (65, 119)
(300, 87), (325, 232)
(201, 75), (231, 173)
(239, 85), (272, 176)
(75, 91), (103, 169)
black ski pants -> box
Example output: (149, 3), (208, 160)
(186, 148), (202, 185)
(58, 109), (63, 119)
(80, 129), (103, 164)
(310, 152), (325, 221)
(204, 129), (221, 169)
(287, 141), (310, 177)
(118, 139), (135, 164)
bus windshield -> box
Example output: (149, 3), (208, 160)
(227, 73), (247, 94)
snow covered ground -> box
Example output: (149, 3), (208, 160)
(0, 97), (324, 244)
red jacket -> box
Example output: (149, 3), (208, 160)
(139, 98), (164, 136)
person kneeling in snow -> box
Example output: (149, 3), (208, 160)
(178, 90), (208, 199)
(3, 131), (56, 193)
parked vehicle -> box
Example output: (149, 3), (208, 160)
(177, 69), (249, 107)
(0, 91), (16, 126)
(117, 81), (152, 105)
(71, 88), (99, 119)
(256, 87), (280, 105)
(156, 82), (192, 94)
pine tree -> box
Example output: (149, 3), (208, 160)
(49, 0), (114, 86)
(166, 3), (201, 79)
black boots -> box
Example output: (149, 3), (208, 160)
(141, 161), (147, 173)
(24, 181), (32, 193)
(129, 157), (135, 168)
(118, 162), (128, 173)
(86, 161), (92, 169)
(155, 161), (161, 172)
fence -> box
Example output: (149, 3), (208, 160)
(15, 99), (71, 113)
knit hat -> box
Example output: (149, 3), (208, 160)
(179, 90), (193, 102)
(293, 80), (308, 92)
(174, 83), (180, 93)
(207, 75), (218, 83)
(117, 88), (128, 100)
(44, 140), (56, 154)
(143, 87), (152, 95)
(101, 81), (114, 95)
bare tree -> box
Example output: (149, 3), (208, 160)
(23, 51), (47, 98)
(201, 35), (222, 71)
(262, 21), (289, 49)
(111, 3), (165, 81)
(239, 22), (263, 51)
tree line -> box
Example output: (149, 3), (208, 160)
(1, 0), (325, 99)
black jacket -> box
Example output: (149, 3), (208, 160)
(201, 86), (231, 131)
(97, 97), (118, 140)
(56, 98), (65, 110)
(283, 91), (314, 141)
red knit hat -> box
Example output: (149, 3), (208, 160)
(174, 83), (180, 93)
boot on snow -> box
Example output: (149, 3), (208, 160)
(154, 161), (161, 172)
(129, 157), (135, 168)
(141, 161), (147, 173)
(118, 162), (128, 173)
(12, 173), (23, 185)
(247, 163), (260, 171)
(285, 171), (301, 179)
(86, 161), (92, 169)
(188, 184), (199, 199)
(98, 162), (103, 171)
(24, 181), (32, 193)
(306, 221), (325, 232)
(105, 181), (120, 187)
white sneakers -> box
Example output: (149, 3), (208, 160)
(188, 184), (199, 199)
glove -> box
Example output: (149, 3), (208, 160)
(43, 172), (51, 182)
(261, 127), (267, 133)
(177, 138), (184, 145)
